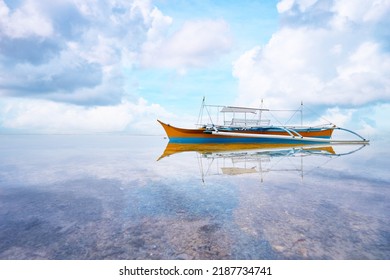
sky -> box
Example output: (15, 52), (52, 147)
(0, 0), (389, 137)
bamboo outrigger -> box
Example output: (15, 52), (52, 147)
(158, 99), (369, 145)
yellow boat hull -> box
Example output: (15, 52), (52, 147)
(157, 120), (334, 144)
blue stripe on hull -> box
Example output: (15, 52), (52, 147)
(169, 137), (330, 144)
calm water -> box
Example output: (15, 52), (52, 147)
(0, 135), (389, 260)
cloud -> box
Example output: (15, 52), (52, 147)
(331, 0), (390, 24)
(233, 0), (390, 114)
(0, 0), (235, 134)
(0, 0), (53, 38)
(140, 19), (233, 72)
(0, 0), (167, 106)
(0, 0), (233, 105)
(0, 97), (173, 134)
(0, 36), (60, 65)
(0, 1), (193, 133)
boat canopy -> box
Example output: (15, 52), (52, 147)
(220, 106), (267, 114)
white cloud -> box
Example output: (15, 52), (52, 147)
(277, 0), (319, 13)
(278, 0), (390, 22)
(332, 0), (390, 24)
(0, 0), (234, 133)
(277, 0), (295, 13)
(146, 6), (173, 42)
(141, 19), (232, 72)
(233, 0), (390, 136)
(0, 0), (173, 106)
(0, 0), (53, 38)
(0, 0), (233, 134)
(0, 97), (173, 134)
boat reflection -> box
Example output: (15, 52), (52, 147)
(158, 142), (367, 182)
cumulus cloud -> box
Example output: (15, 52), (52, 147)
(233, 0), (390, 114)
(0, 0), (233, 132)
(0, 0), (149, 105)
(0, 0), (53, 38)
(0, 97), (173, 134)
(0, 0), (233, 104)
(141, 19), (232, 72)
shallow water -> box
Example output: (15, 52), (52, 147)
(0, 135), (389, 259)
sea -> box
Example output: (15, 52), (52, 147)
(0, 134), (389, 260)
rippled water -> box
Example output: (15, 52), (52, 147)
(0, 135), (389, 259)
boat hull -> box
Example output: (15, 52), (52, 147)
(157, 120), (334, 144)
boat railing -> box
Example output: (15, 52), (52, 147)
(197, 99), (369, 144)
(224, 118), (271, 127)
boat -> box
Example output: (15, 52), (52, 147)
(158, 99), (369, 145)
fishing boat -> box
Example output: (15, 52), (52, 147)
(158, 99), (369, 144)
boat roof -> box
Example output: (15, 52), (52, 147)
(220, 106), (268, 114)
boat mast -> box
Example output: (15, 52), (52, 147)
(259, 99), (263, 124)
(197, 96), (205, 127)
(301, 101), (303, 126)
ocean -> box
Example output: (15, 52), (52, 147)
(0, 135), (389, 259)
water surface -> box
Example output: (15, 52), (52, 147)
(0, 135), (389, 259)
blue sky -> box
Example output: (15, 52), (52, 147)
(0, 0), (389, 136)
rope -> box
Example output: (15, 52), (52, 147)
(283, 106), (302, 125)
(302, 104), (335, 126)
(204, 104), (214, 126)
(196, 97), (205, 126)
(268, 110), (285, 126)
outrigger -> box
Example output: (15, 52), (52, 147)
(158, 98), (369, 145)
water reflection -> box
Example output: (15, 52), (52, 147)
(159, 142), (367, 182)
